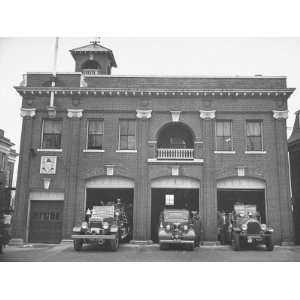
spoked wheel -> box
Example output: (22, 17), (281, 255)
(110, 238), (119, 251)
(73, 239), (83, 251)
(266, 236), (274, 251)
(232, 232), (241, 251)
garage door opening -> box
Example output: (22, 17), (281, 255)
(86, 188), (134, 240)
(29, 200), (64, 244)
(151, 188), (199, 242)
(217, 189), (266, 223)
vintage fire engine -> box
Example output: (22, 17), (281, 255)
(158, 209), (202, 250)
(218, 204), (274, 251)
(72, 203), (131, 251)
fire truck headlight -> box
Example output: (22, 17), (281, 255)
(110, 225), (118, 233)
(261, 224), (267, 231)
(81, 222), (88, 229)
(103, 222), (109, 230)
(241, 224), (247, 231)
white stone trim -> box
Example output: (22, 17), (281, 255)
(147, 158), (204, 164)
(170, 111), (181, 122)
(214, 151), (236, 154)
(151, 177), (200, 189)
(86, 176), (134, 189)
(217, 177), (265, 189)
(67, 109), (83, 118)
(0, 144), (10, 154)
(20, 108), (36, 118)
(106, 166), (114, 176)
(15, 87), (295, 97)
(136, 109), (152, 119)
(29, 192), (64, 201)
(83, 149), (105, 153)
(148, 140), (157, 144)
(200, 110), (216, 120)
(116, 150), (137, 153)
(245, 151), (267, 154)
(171, 166), (179, 176)
(37, 149), (62, 152)
(273, 110), (289, 120)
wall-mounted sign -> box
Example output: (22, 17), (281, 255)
(40, 156), (57, 174)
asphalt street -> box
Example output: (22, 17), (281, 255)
(1, 242), (300, 262)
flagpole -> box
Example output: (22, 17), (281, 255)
(50, 37), (59, 108)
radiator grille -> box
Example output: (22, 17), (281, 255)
(247, 222), (261, 234)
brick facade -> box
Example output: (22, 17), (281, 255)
(13, 42), (295, 244)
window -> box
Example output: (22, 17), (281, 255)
(119, 120), (136, 150)
(216, 121), (233, 151)
(42, 120), (62, 149)
(165, 194), (175, 206)
(0, 152), (6, 170)
(246, 121), (263, 151)
(87, 120), (104, 150)
(170, 137), (187, 149)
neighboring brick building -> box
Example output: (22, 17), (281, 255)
(0, 129), (17, 211)
(13, 41), (295, 244)
(288, 111), (300, 244)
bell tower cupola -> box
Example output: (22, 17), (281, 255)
(70, 39), (117, 75)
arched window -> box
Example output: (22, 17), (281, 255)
(157, 123), (194, 149)
(81, 60), (101, 70)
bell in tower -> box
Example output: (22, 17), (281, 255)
(70, 39), (117, 75)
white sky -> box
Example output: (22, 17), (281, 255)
(0, 37), (299, 155)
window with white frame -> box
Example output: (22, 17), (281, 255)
(42, 120), (62, 149)
(246, 120), (263, 151)
(165, 194), (175, 206)
(119, 120), (136, 150)
(216, 120), (233, 151)
(87, 120), (104, 150)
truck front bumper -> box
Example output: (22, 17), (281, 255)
(159, 239), (194, 244)
(72, 234), (117, 240)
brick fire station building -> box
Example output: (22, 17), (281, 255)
(13, 41), (295, 244)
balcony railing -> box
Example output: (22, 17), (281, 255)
(82, 69), (100, 75)
(157, 148), (194, 160)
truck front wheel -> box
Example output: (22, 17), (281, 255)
(110, 238), (119, 251)
(73, 239), (83, 251)
(266, 236), (274, 251)
(232, 232), (241, 251)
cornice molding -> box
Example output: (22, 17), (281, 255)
(273, 110), (289, 120)
(15, 87), (295, 98)
(136, 109), (152, 119)
(20, 108), (36, 118)
(200, 110), (216, 120)
(67, 109), (84, 119)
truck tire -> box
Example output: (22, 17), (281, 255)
(232, 232), (241, 251)
(188, 243), (195, 251)
(266, 236), (274, 251)
(220, 232), (226, 245)
(110, 238), (119, 251)
(0, 242), (3, 254)
(73, 239), (83, 251)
